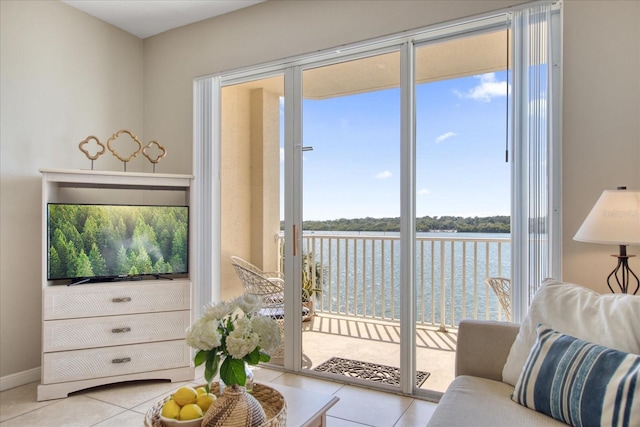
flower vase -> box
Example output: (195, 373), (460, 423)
(218, 362), (254, 394)
(202, 384), (266, 427)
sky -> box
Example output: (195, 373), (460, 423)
(281, 71), (511, 221)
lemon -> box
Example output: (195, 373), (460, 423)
(196, 393), (217, 412)
(173, 386), (198, 406)
(196, 386), (208, 396)
(161, 399), (181, 419)
(179, 403), (203, 420)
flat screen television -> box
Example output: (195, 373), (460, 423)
(47, 203), (189, 285)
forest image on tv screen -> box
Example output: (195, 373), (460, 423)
(47, 204), (188, 281)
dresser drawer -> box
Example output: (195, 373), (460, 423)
(42, 340), (191, 384)
(43, 280), (190, 320)
(43, 311), (190, 352)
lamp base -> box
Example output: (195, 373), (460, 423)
(607, 245), (640, 294)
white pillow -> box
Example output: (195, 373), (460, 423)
(502, 278), (640, 386)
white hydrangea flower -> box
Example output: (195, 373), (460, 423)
(232, 316), (251, 335)
(186, 318), (221, 351)
(187, 297), (283, 377)
(226, 326), (259, 359)
(235, 294), (262, 314)
(202, 300), (236, 320)
(251, 316), (281, 353)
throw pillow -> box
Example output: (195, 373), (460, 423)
(502, 279), (640, 386)
(512, 325), (640, 427)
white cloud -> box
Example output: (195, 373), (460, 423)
(435, 131), (457, 144)
(376, 171), (392, 179)
(454, 73), (510, 102)
(280, 147), (284, 163)
(417, 188), (431, 195)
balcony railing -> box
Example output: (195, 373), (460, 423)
(278, 232), (510, 329)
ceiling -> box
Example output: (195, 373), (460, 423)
(62, 0), (265, 39)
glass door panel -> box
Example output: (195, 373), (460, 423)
(220, 75), (286, 365)
(300, 52), (402, 387)
(414, 30), (511, 393)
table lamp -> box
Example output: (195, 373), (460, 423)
(574, 187), (640, 294)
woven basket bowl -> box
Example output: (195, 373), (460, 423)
(144, 383), (286, 427)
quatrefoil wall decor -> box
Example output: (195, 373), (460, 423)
(78, 129), (169, 172)
(106, 129), (142, 171)
(142, 140), (167, 173)
(78, 135), (106, 169)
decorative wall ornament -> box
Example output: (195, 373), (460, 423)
(78, 136), (106, 170)
(142, 140), (167, 173)
(106, 129), (143, 171)
(78, 130), (168, 172)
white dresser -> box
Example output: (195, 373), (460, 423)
(37, 169), (196, 401)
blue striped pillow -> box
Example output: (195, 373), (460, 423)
(512, 324), (640, 427)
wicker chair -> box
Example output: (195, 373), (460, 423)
(485, 277), (511, 321)
(230, 256), (287, 319)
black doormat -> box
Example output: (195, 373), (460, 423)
(313, 357), (430, 387)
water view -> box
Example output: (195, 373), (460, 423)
(294, 231), (511, 328)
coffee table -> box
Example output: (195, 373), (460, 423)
(264, 382), (339, 427)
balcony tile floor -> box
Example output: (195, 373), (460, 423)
(0, 364), (438, 426)
(302, 313), (457, 393)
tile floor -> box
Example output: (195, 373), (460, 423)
(0, 366), (438, 426)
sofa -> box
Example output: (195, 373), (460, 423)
(427, 319), (566, 426)
(427, 280), (640, 427)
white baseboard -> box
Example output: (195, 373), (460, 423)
(0, 367), (40, 392)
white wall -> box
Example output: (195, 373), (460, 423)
(1, 0), (639, 384)
(0, 1), (143, 381)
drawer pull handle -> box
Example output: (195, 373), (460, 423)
(111, 327), (131, 333)
(112, 297), (132, 303)
(112, 357), (131, 364)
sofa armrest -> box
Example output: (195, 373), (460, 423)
(455, 319), (520, 382)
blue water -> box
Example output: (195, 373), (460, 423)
(301, 231), (511, 326)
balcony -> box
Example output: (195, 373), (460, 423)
(278, 232), (511, 393)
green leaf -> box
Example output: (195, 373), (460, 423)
(259, 351), (271, 363)
(220, 358), (246, 387)
(194, 350), (208, 367)
(204, 351), (219, 384)
(243, 347), (261, 365)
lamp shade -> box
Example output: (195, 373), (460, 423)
(574, 189), (640, 246)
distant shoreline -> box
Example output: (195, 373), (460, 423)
(281, 215), (510, 234)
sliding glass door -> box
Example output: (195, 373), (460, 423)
(195, 1), (561, 399)
(219, 74), (286, 364)
(299, 51), (402, 387)
(413, 30), (512, 392)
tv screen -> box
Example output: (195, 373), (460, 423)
(47, 203), (189, 283)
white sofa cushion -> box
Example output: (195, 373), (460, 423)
(502, 279), (640, 386)
(427, 375), (566, 426)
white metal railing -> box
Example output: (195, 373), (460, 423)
(277, 232), (511, 329)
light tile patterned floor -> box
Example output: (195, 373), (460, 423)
(0, 366), (437, 426)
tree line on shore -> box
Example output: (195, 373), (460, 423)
(282, 215), (510, 233)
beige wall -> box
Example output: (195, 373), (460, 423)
(220, 84), (282, 299)
(562, 0), (640, 293)
(0, 1), (144, 381)
(220, 84), (252, 298)
(143, 0), (640, 294)
(1, 0), (639, 384)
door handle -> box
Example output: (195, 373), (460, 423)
(293, 224), (297, 256)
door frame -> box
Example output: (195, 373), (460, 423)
(192, 4), (561, 399)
